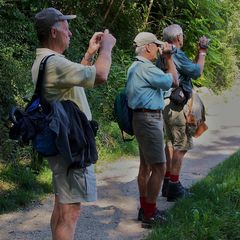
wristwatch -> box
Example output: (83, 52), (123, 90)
(199, 52), (207, 56)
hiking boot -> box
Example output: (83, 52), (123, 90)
(142, 209), (167, 229)
(137, 208), (144, 221)
(161, 178), (169, 197)
(167, 181), (192, 202)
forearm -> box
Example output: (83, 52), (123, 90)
(195, 36), (209, 74)
(81, 51), (94, 66)
(196, 51), (207, 74)
(94, 49), (112, 86)
(81, 29), (115, 85)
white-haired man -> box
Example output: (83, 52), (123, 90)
(126, 32), (178, 228)
(159, 24), (209, 202)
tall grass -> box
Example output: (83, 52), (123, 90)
(0, 161), (52, 214)
(95, 121), (138, 168)
(146, 151), (240, 240)
(0, 121), (138, 213)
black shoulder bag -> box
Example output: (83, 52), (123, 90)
(169, 85), (188, 105)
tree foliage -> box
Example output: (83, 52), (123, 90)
(0, 0), (239, 161)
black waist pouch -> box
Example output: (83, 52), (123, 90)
(170, 86), (190, 105)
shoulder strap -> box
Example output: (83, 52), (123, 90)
(34, 54), (55, 98)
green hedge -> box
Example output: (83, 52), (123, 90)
(0, 0), (239, 164)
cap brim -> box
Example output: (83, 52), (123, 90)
(59, 15), (76, 20)
(154, 39), (164, 45)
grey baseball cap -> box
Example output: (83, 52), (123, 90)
(35, 7), (76, 31)
(134, 32), (164, 47)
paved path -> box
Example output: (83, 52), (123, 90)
(0, 81), (240, 240)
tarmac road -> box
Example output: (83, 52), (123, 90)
(0, 80), (240, 240)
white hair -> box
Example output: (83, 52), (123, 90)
(52, 21), (62, 30)
(135, 45), (146, 55)
(163, 24), (183, 42)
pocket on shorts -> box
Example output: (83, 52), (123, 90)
(68, 169), (87, 197)
(85, 165), (97, 200)
(68, 166), (97, 201)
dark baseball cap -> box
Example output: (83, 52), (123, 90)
(35, 7), (76, 31)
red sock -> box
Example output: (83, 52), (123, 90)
(165, 171), (171, 178)
(140, 197), (147, 209)
(170, 174), (179, 182)
(144, 202), (156, 219)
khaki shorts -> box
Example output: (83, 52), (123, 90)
(132, 111), (166, 165)
(163, 101), (193, 151)
(47, 156), (97, 204)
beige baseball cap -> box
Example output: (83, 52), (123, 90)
(134, 32), (164, 47)
(35, 7), (76, 32)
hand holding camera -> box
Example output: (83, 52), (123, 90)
(101, 29), (116, 50)
(198, 36), (210, 50)
(84, 29), (116, 63)
(160, 42), (177, 55)
(87, 31), (104, 56)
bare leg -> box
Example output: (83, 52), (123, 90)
(50, 195), (60, 237)
(138, 149), (151, 198)
(52, 199), (81, 240)
(147, 163), (166, 203)
(171, 149), (187, 176)
(165, 145), (173, 174)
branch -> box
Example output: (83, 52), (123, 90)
(104, 0), (114, 21)
(109, 0), (125, 27)
(143, 0), (154, 30)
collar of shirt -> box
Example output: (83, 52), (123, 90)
(134, 55), (154, 65)
(36, 48), (64, 58)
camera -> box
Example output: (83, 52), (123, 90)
(198, 36), (210, 49)
(160, 44), (177, 55)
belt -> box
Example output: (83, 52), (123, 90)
(133, 108), (162, 113)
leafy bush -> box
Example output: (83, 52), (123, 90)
(86, 48), (133, 122)
(0, 0), (239, 166)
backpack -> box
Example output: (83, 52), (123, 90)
(8, 55), (99, 169)
(113, 89), (134, 141)
(8, 54), (58, 157)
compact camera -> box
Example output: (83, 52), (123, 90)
(198, 36), (211, 49)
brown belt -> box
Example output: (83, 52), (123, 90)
(133, 108), (162, 113)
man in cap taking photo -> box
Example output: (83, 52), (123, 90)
(126, 32), (178, 228)
(33, 7), (116, 239)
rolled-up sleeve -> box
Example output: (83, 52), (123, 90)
(47, 56), (96, 89)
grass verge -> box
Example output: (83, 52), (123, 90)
(0, 160), (52, 214)
(0, 121), (138, 213)
(146, 150), (240, 240)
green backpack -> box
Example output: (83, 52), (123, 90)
(113, 89), (134, 141)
